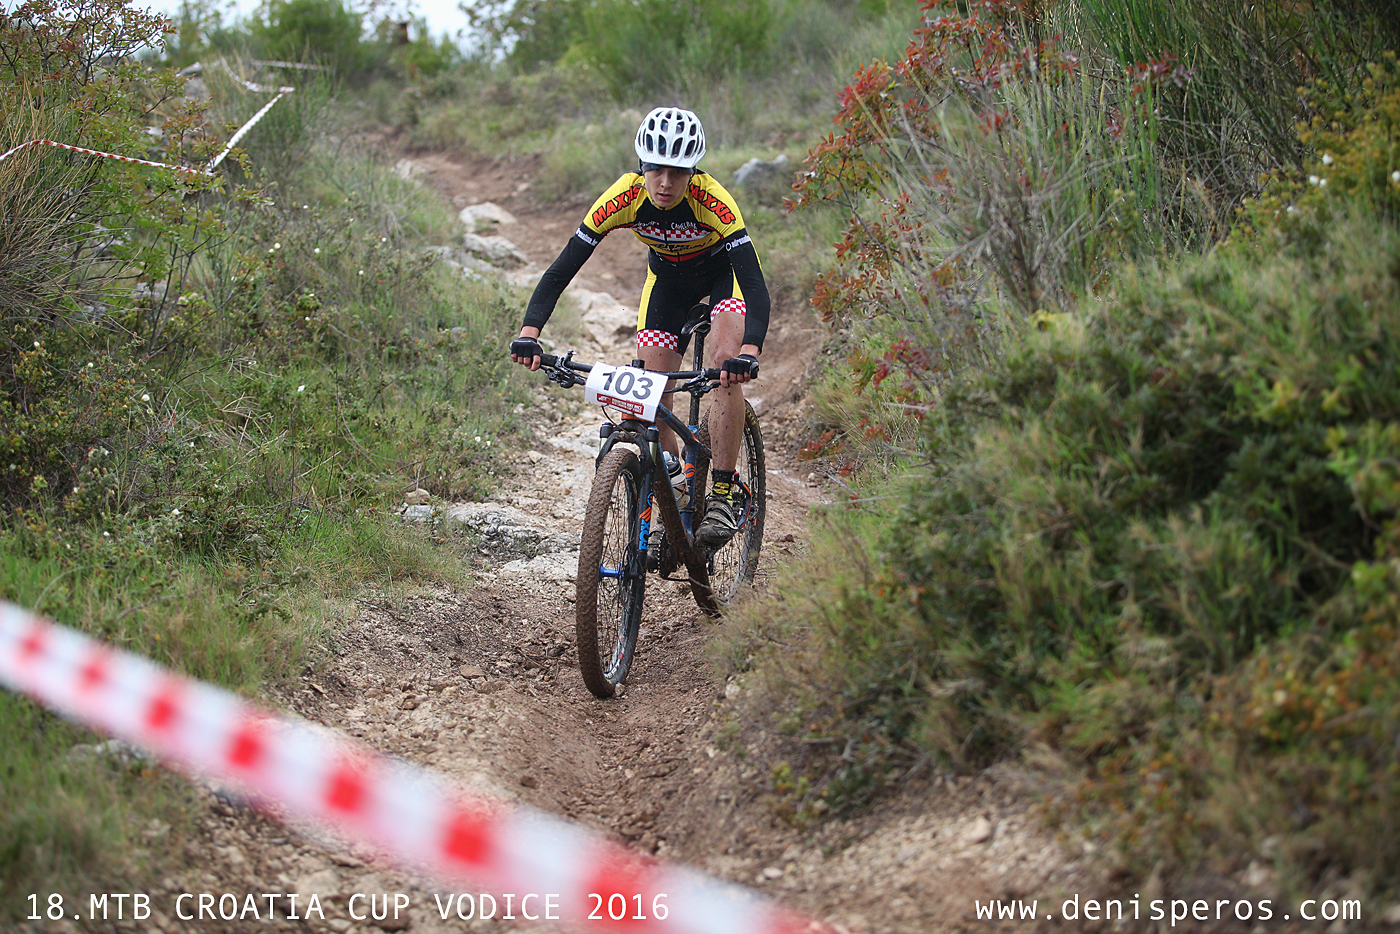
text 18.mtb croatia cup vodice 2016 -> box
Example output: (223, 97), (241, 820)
(528, 306), (764, 698)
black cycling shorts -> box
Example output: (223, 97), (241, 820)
(635, 253), (747, 356)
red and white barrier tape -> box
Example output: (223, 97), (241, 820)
(0, 602), (828, 934)
(0, 57), (298, 175)
(0, 138), (211, 175)
(216, 58), (296, 95)
(207, 90), (291, 170)
(250, 59), (331, 71)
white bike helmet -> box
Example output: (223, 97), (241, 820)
(634, 107), (706, 169)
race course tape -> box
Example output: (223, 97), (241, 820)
(0, 602), (829, 934)
(214, 58), (297, 95)
(0, 137), (213, 176)
(0, 58), (298, 175)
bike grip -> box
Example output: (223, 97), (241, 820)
(539, 353), (559, 368)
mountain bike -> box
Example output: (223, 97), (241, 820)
(526, 307), (765, 698)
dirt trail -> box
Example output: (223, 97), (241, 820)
(67, 147), (1095, 934)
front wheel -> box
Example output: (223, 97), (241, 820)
(698, 401), (765, 604)
(576, 448), (646, 698)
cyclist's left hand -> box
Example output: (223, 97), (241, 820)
(510, 328), (543, 371)
(718, 348), (760, 388)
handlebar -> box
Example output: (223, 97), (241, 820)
(537, 351), (726, 389)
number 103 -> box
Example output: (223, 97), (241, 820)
(601, 368), (654, 400)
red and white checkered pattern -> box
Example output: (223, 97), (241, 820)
(0, 602), (835, 934)
(711, 298), (747, 319)
(637, 329), (680, 352)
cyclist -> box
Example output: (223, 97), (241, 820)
(510, 106), (768, 550)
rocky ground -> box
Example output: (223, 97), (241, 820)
(89, 377), (1095, 934)
(23, 143), (1141, 934)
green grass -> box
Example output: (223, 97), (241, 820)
(0, 68), (533, 915)
(1063, 0), (1400, 207)
(0, 691), (200, 917)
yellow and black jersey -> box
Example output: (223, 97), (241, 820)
(580, 171), (747, 261)
(523, 170), (770, 351)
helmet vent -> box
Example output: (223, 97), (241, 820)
(634, 106), (706, 170)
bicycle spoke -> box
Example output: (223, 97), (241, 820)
(700, 401), (766, 604)
(576, 449), (645, 698)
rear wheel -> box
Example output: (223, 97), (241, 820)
(576, 448), (646, 698)
(698, 401), (765, 604)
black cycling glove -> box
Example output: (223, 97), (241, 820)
(510, 336), (542, 360)
(722, 354), (759, 379)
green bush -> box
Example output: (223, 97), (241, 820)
(0, 0), (528, 913)
(468, 0), (586, 72)
(252, 0), (368, 75)
(560, 0), (775, 99)
(1236, 53), (1400, 248)
(1070, 0), (1400, 207)
(728, 210), (1400, 891)
(459, 0), (912, 109)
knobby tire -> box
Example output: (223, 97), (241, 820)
(576, 448), (646, 698)
(698, 401), (766, 604)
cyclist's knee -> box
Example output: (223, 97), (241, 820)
(708, 339), (741, 369)
(708, 315), (744, 367)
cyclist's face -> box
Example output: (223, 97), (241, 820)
(643, 166), (693, 209)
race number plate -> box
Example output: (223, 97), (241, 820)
(584, 362), (662, 422)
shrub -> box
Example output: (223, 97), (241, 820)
(252, 0), (368, 75)
(0, 109), (93, 319)
(461, 0), (910, 108)
(789, 0), (1400, 474)
(0, 3), (526, 915)
(562, 0), (775, 99)
(1237, 53), (1400, 248)
(728, 212), (1400, 894)
(1070, 0), (1400, 209)
(466, 0), (586, 72)
(786, 0), (1210, 471)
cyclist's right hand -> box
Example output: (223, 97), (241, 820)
(510, 334), (542, 371)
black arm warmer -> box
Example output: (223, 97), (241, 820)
(722, 232), (771, 351)
(522, 229), (598, 332)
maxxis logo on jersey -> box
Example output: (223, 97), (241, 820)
(687, 184), (735, 225)
(592, 184), (643, 228)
